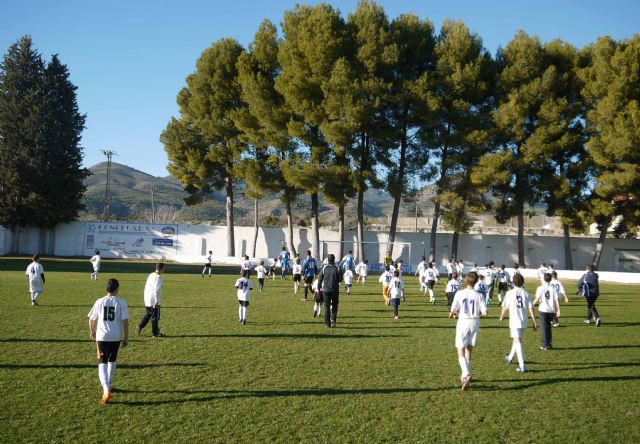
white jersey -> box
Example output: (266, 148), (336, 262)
(389, 276), (403, 299)
(502, 287), (532, 329)
(90, 255), (101, 271)
(235, 277), (253, 301)
(379, 270), (393, 286)
(416, 261), (427, 277)
(451, 288), (487, 320)
(456, 262), (464, 274)
(446, 263), (454, 275)
(292, 264), (302, 275)
(255, 265), (267, 279)
(356, 262), (368, 276)
(143, 272), (163, 306)
(344, 269), (354, 285)
(474, 281), (488, 296)
(496, 269), (510, 283)
(484, 268), (495, 286)
(425, 268), (438, 282)
(535, 284), (559, 313)
(26, 261), (44, 292)
(206, 254), (212, 264)
(550, 279), (566, 297)
(241, 260), (252, 271)
(87, 295), (129, 342)
(446, 279), (461, 294)
(538, 266), (549, 281)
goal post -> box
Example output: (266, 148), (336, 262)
(320, 240), (412, 274)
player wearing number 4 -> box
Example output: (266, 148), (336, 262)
(449, 272), (487, 391)
(235, 269), (253, 325)
(87, 278), (129, 405)
(500, 273), (537, 373)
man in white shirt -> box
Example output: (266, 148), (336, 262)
(90, 250), (101, 280)
(449, 272), (487, 391)
(137, 263), (165, 337)
(533, 273), (560, 350)
(26, 254), (45, 306)
(87, 278), (129, 404)
(500, 274), (537, 373)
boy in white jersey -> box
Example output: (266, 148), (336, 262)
(424, 262), (438, 303)
(255, 260), (267, 292)
(500, 274), (537, 373)
(235, 270), (253, 325)
(378, 266), (393, 305)
(87, 278), (129, 405)
(445, 271), (461, 312)
(449, 272), (487, 390)
(343, 268), (354, 294)
(484, 262), (497, 302)
(475, 274), (489, 307)
(537, 262), (548, 285)
(312, 277), (323, 318)
(389, 270), (403, 319)
(356, 260), (368, 285)
(415, 256), (428, 292)
(202, 251), (213, 277)
(533, 273), (560, 350)
(550, 271), (568, 327)
(495, 265), (511, 304)
(396, 260), (406, 301)
(26, 254), (45, 306)
(90, 250), (101, 280)
(240, 255), (253, 277)
(292, 257), (303, 294)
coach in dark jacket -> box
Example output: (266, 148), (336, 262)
(577, 265), (601, 326)
(318, 254), (343, 328)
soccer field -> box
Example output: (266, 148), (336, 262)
(1, 258), (639, 443)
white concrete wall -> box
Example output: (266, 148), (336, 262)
(1, 221), (640, 280)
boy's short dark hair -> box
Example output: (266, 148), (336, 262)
(241, 269), (248, 278)
(465, 272), (478, 287)
(33, 254), (40, 261)
(544, 273), (552, 283)
(156, 262), (165, 272)
(393, 269), (399, 277)
(328, 254), (335, 264)
(105, 278), (119, 294)
(552, 271), (558, 279)
(260, 260), (264, 265)
(513, 273), (524, 287)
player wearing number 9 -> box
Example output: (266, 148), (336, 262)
(87, 278), (129, 405)
(500, 274), (537, 373)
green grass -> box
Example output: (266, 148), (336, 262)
(1, 257), (639, 443)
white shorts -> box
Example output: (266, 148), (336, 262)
(455, 320), (479, 348)
(510, 327), (525, 339)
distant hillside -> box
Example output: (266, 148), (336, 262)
(81, 162), (435, 226)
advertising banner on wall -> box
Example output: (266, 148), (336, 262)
(84, 222), (178, 258)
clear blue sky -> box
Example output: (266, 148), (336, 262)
(2, 0), (638, 177)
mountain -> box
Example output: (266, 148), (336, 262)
(81, 162), (434, 225)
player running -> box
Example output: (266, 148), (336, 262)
(500, 273), (537, 373)
(279, 247), (290, 280)
(202, 251), (213, 277)
(235, 270), (253, 325)
(90, 250), (101, 280)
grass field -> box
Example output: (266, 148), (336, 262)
(1, 257), (639, 443)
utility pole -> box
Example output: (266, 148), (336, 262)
(101, 150), (117, 221)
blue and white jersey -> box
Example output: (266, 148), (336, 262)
(340, 254), (354, 270)
(474, 281), (488, 297)
(303, 257), (318, 277)
(446, 279), (461, 294)
(279, 251), (290, 267)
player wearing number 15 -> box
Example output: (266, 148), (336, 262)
(500, 274), (537, 373)
(87, 278), (129, 405)
(449, 272), (487, 391)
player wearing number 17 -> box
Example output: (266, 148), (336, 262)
(87, 278), (129, 405)
(448, 272), (487, 391)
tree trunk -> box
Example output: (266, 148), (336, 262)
(285, 199), (296, 257)
(357, 189), (365, 262)
(251, 198), (259, 258)
(337, 205), (344, 259)
(451, 231), (459, 261)
(563, 223), (573, 270)
(517, 208), (525, 267)
(591, 217), (610, 270)
(428, 200), (440, 262)
(387, 119), (407, 255)
(311, 192), (320, 260)
(225, 176), (235, 256)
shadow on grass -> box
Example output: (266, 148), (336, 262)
(0, 362), (206, 369)
(532, 361), (640, 372)
(0, 337), (87, 343)
(477, 374), (640, 391)
(110, 386), (451, 405)
(171, 333), (408, 339)
(553, 344), (640, 350)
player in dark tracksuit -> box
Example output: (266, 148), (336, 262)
(318, 254), (343, 328)
(578, 265), (601, 326)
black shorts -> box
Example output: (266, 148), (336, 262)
(427, 280), (435, 289)
(304, 275), (314, 285)
(97, 341), (121, 363)
(498, 282), (508, 292)
(258, 278), (265, 285)
(204, 263), (211, 268)
(293, 274), (301, 283)
(314, 291), (324, 303)
(238, 300), (249, 307)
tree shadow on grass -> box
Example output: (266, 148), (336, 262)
(170, 333), (408, 339)
(0, 337), (87, 343)
(553, 344), (640, 350)
(110, 386), (451, 406)
(476, 374), (640, 391)
(531, 361), (640, 373)
(0, 362), (206, 370)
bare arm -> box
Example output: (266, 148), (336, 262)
(529, 308), (537, 330)
(89, 319), (96, 340)
(122, 319), (129, 347)
(499, 308), (507, 322)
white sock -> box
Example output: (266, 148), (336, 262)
(515, 343), (525, 368)
(242, 306), (248, 321)
(107, 362), (116, 385)
(239, 305), (243, 321)
(98, 363), (109, 394)
(428, 289), (434, 300)
(467, 359), (472, 376)
(458, 357), (468, 377)
(508, 343), (516, 360)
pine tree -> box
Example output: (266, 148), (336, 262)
(0, 36), (88, 246)
(163, 38), (247, 256)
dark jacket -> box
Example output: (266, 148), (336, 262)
(577, 271), (599, 297)
(319, 263), (342, 292)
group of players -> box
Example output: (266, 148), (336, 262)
(22, 248), (603, 400)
